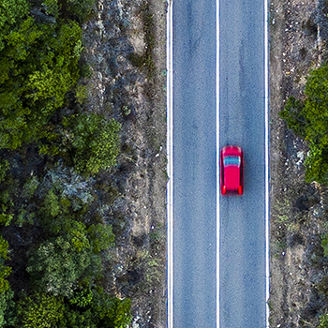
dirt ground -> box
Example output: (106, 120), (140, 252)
(270, 0), (328, 326)
(82, 0), (167, 327)
(82, 0), (328, 326)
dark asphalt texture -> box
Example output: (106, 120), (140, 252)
(172, 0), (267, 327)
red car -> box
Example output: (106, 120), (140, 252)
(220, 146), (244, 195)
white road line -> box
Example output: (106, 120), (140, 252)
(166, 0), (174, 327)
(264, 0), (270, 326)
(216, 0), (220, 326)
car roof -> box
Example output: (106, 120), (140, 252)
(224, 165), (240, 191)
(221, 146), (242, 191)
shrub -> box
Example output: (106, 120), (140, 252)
(58, 288), (131, 328)
(322, 233), (328, 257)
(280, 64), (328, 184)
(22, 177), (39, 200)
(0, 213), (13, 227)
(26, 235), (91, 297)
(319, 313), (328, 328)
(17, 293), (64, 328)
(0, 18), (82, 149)
(64, 0), (96, 23)
(0, 0), (29, 51)
(0, 236), (11, 294)
(92, 288), (132, 328)
(62, 114), (121, 175)
(0, 287), (14, 328)
(88, 223), (115, 253)
(43, 189), (61, 218)
(41, 0), (59, 18)
(0, 161), (9, 184)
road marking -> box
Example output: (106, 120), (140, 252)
(216, 0), (220, 326)
(264, 0), (270, 326)
(166, 0), (174, 327)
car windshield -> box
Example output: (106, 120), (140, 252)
(223, 156), (240, 167)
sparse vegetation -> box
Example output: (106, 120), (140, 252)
(280, 64), (328, 185)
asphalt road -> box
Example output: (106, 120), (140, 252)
(171, 0), (267, 327)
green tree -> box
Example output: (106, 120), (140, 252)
(26, 235), (91, 297)
(0, 236), (11, 294)
(64, 0), (95, 23)
(62, 114), (121, 175)
(0, 287), (15, 328)
(88, 223), (115, 253)
(92, 288), (132, 328)
(17, 293), (64, 328)
(0, 18), (82, 149)
(0, 0), (29, 51)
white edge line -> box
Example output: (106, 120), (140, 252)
(216, 0), (220, 326)
(166, 0), (174, 327)
(264, 0), (270, 326)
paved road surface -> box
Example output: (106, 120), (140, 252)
(171, 0), (267, 326)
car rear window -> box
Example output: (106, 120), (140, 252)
(223, 156), (240, 167)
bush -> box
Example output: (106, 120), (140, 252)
(91, 288), (132, 328)
(0, 213), (13, 227)
(17, 293), (64, 328)
(280, 64), (328, 184)
(0, 0), (29, 51)
(62, 114), (121, 175)
(0, 17), (82, 149)
(0, 236), (11, 296)
(26, 235), (91, 297)
(319, 313), (328, 328)
(87, 223), (115, 253)
(22, 177), (39, 200)
(64, 0), (96, 23)
(322, 233), (328, 257)
(0, 287), (14, 328)
(0, 161), (9, 184)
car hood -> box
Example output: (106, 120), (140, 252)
(224, 165), (240, 190)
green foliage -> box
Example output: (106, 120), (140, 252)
(88, 223), (115, 253)
(42, 0), (59, 18)
(279, 96), (306, 137)
(319, 313), (328, 328)
(280, 64), (328, 184)
(92, 288), (132, 328)
(322, 234), (328, 257)
(26, 235), (91, 297)
(59, 288), (131, 328)
(17, 293), (64, 328)
(0, 0), (29, 51)
(0, 213), (13, 227)
(64, 0), (95, 23)
(69, 288), (93, 308)
(0, 236), (11, 294)
(0, 161), (9, 184)
(0, 17), (82, 149)
(0, 287), (15, 328)
(22, 177), (39, 200)
(62, 114), (121, 174)
(75, 84), (88, 104)
(60, 307), (96, 328)
(43, 189), (61, 218)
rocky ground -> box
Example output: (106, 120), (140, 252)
(79, 0), (328, 326)
(81, 1), (167, 327)
(270, 0), (328, 326)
